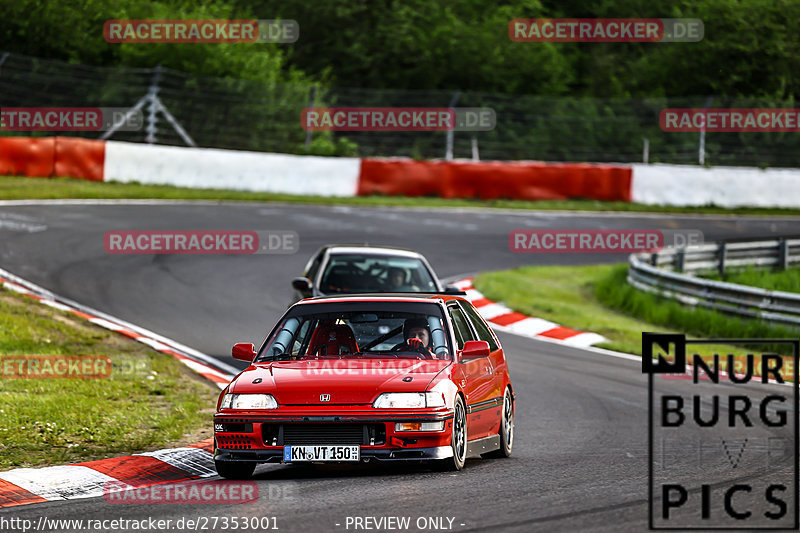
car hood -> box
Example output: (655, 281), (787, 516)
(230, 358), (451, 405)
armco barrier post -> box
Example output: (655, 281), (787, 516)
(676, 249), (685, 272)
(779, 239), (789, 270)
(718, 241), (727, 275)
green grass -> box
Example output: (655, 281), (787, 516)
(0, 285), (219, 470)
(473, 264), (799, 362)
(594, 265), (799, 347)
(475, 264), (655, 354)
(4, 175), (800, 216)
(703, 265), (800, 293)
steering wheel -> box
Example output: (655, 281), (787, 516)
(391, 340), (433, 359)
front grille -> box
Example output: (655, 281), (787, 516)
(284, 424), (363, 444)
(262, 423), (385, 445)
(216, 434), (257, 450)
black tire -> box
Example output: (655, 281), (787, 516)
(435, 395), (467, 471)
(485, 387), (514, 458)
(215, 460), (256, 480)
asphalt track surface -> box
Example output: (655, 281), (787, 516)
(1, 201), (800, 532)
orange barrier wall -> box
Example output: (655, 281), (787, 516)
(53, 137), (105, 181)
(0, 137), (105, 181)
(0, 137), (55, 177)
(358, 158), (632, 202)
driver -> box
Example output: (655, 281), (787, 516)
(392, 317), (433, 357)
(386, 267), (406, 290)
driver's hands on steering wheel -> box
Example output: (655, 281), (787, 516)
(406, 337), (432, 357)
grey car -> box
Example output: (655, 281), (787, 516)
(291, 245), (458, 300)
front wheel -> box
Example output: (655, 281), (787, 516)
(435, 395), (467, 471)
(485, 387), (514, 458)
(215, 460), (256, 480)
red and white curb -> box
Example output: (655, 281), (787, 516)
(452, 278), (607, 348)
(0, 439), (215, 508)
(0, 267), (238, 508)
(0, 267), (236, 388)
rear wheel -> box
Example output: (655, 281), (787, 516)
(486, 387), (514, 458)
(215, 460), (256, 480)
(435, 396), (467, 471)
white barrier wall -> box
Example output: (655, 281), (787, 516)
(101, 141), (800, 208)
(631, 163), (800, 208)
(104, 141), (361, 197)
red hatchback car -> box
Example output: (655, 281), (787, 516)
(213, 293), (514, 479)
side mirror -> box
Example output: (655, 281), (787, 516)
(232, 342), (256, 361)
(459, 340), (490, 360)
(292, 277), (313, 292)
(443, 285), (463, 294)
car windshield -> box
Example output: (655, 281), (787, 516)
(257, 302), (451, 362)
(318, 254), (437, 294)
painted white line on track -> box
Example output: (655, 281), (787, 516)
(39, 299), (74, 312)
(87, 317), (128, 331)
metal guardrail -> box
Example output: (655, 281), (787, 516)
(627, 238), (800, 327)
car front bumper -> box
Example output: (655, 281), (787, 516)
(214, 445), (453, 463)
(213, 409), (454, 464)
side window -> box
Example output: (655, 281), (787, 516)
(447, 306), (475, 350)
(459, 301), (499, 351)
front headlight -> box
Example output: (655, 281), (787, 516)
(373, 392), (446, 409)
(220, 393), (278, 410)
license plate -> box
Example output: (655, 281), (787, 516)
(283, 445), (360, 462)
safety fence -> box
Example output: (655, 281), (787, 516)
(3, 51), (800, 166)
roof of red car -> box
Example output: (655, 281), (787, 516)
(295, 292), (467, 305)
